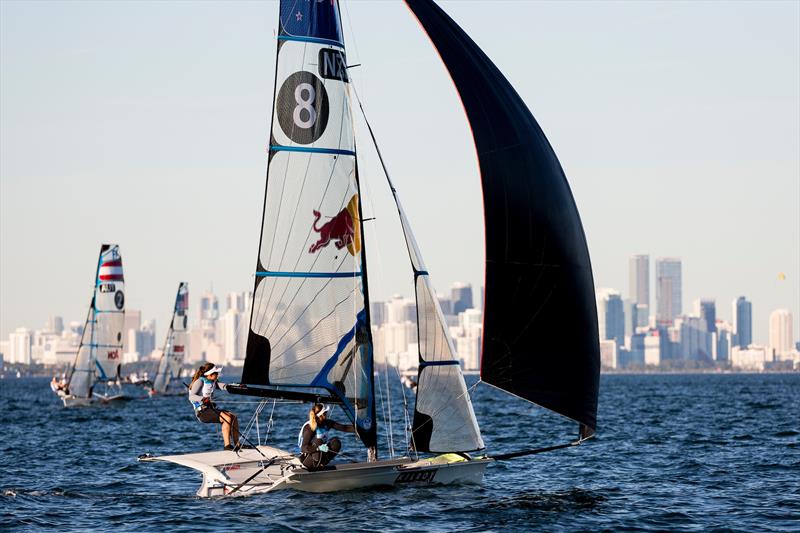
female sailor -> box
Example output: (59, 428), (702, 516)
(188, 363), (240, 450)
(298, 403), (354, 470)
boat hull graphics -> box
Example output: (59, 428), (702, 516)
(139, 446), (491, 497)
(61, 394), (128, 408)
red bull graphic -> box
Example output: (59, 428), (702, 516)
(107, 350), (120, 360)
(309, 194), (361, 256)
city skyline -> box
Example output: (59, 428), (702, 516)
(1, 1), (798, 344)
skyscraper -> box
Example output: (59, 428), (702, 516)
(200, 291), (219, 321)
(768, 309), (794, 357)
(732, 296), (752, 348)
(629, 254), (649, 307)
(451, 282), (473, 315)
(693, 299), (716, 334)
(655, 258), (682, 324)
(596, 289), (625, 346)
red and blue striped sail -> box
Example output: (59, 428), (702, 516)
(241, 0), (377, 450)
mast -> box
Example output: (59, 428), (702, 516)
(405, 0), (601, 437)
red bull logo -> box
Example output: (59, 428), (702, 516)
(309, 194), (361, 256)
(107, 349), (119, 360)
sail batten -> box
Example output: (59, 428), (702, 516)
(406, 0), (601, 432)
(242, 0), (376, 450)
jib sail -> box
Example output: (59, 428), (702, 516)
(152, 282), (189, 394)
(406, 0), (600, 436)
(240, 0), (376, 449)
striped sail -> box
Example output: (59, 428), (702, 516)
(93, 244), (125, 380)
(241, 0), (376, 449)
(67, 244), (125, 397)
(152, 282), (189, 393)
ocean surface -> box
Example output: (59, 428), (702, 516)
(1, 373), (798, 532)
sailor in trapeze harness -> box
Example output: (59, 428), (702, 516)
(298, 403), (355, 470)
(188, 363), (240, 451)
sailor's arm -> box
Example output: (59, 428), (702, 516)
(300, 425), (318, 454)
(330, 421), (355, 433)
(188, 380), (204, 404)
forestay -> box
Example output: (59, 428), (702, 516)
(152, 282), (189, 393)
(241, 0), (377, 449)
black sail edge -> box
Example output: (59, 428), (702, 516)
(405, 0), (600, 433)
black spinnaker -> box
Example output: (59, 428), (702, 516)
(405, 0), (600, 437)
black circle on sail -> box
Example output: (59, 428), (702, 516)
(276, 71), (330, 145)
(114, 290), (125, 310)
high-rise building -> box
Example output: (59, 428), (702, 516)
(596, 289), (625, 346)
(732, 296), (752, 348)
(655, 258), (682, 324)
(226, 292), (245, 313)
(768, 309), (794, 357)
(628, 254), (649, 308)
(47, 316), (64, 335)
(451, 282), (473, 315)
(715, 320), (735, 362)
(370, 301), (386, 327)
(693, 299), (716, 334)
(200, 291), (220, 321)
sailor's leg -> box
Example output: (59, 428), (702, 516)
(320, 437), (341, 465)
(230, 412), (240, 445)
(219, 411), (232, 446)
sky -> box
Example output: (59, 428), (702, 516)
(1, 0), (798, 346)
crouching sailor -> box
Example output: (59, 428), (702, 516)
(188, 363), (240, 451)
(298, 403), (355, 470)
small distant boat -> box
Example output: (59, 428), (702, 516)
(141, 0), (599, 497)
(400, 375), (417, 391)
(59, 244), (129, 407)
(148, 282), (189, 397)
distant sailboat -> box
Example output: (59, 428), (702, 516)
(148, 282), (189, 396)
(141, 0), (599, 496)
(59, 244), (128, 407)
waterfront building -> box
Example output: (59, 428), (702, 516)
(47, 316), (64, 335)
(596, 289), (625, 346)
(370, 301), (386, 327)
(732, 297), (752, 348)
(655, 258), (682, 325)
(226, 292), (245, 314)
(8, 328), (32, 365)
(694, 299), (716, 334)
(731, 344), (769, 371)
(715, 320), (735, 362)
(768, 309), (794, 358)
(644, 334), (661, 366)
(200, 291), (220, 322)
(599, 339), (618, 369)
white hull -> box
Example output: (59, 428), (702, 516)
(60, 393), (128, 407)
(140, 446), (491, 497)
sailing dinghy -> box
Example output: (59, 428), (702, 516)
(140, 0), (599, 496)
(148, 282), (189, 396)
(59, 244), (128, 407)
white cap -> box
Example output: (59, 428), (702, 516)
(204, 366), (223, 376)
(318, 404), (331, 416)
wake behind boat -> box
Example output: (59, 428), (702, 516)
(141, 0), (600, 496)
(58, 244), (129, 407)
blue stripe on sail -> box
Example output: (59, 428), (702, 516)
(278, 35), (344, 48)
(420, 360), (461, 367)
(270, 145), (355, 157)
(256, 271), (362, 278)
(95, 360), (108, 380)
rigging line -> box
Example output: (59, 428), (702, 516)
(271, 338), (340, 370)
(384, 356), (395, 458)
(411, 366), (481, 444)
(374, 358), (391, 458)
(393, 365), (412, 456)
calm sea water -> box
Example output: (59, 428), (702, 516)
(1, 374), (798, 532)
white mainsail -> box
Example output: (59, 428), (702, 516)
(241, 1), (376, 449)
(65, 244), (126, 398)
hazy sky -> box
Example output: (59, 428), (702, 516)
(1, 1), (798, 345)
